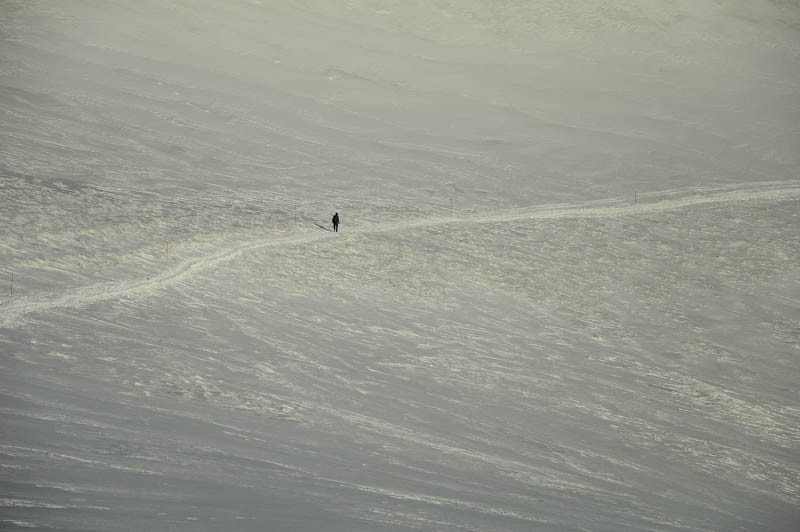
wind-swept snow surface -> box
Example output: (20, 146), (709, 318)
(2, 1), (800, 530)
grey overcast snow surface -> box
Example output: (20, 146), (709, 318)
(1, 1), (799, 530)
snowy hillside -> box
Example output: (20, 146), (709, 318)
(2, 1), (799, 530)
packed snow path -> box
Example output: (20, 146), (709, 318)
(2, 180), (798, 328)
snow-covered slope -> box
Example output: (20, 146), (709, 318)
(2, 1), (799, 530)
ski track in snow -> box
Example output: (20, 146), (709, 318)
(2, 180), (798, 328)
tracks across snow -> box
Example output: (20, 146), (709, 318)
(2, 180), (799, 327)
(381, 180), (800, 231)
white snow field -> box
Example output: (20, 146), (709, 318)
(2, 1), (799, 530)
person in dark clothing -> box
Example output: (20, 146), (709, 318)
(332, 212), (339, 232)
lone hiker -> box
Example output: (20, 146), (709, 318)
(332, 212), (339, 232)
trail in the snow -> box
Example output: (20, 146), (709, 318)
(388, 180), (800, 230)
(2, 181), (798, 327)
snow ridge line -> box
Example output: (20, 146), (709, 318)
(2, 181), (798, 327)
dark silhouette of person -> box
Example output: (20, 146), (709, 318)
(332, 212), (339, 232)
